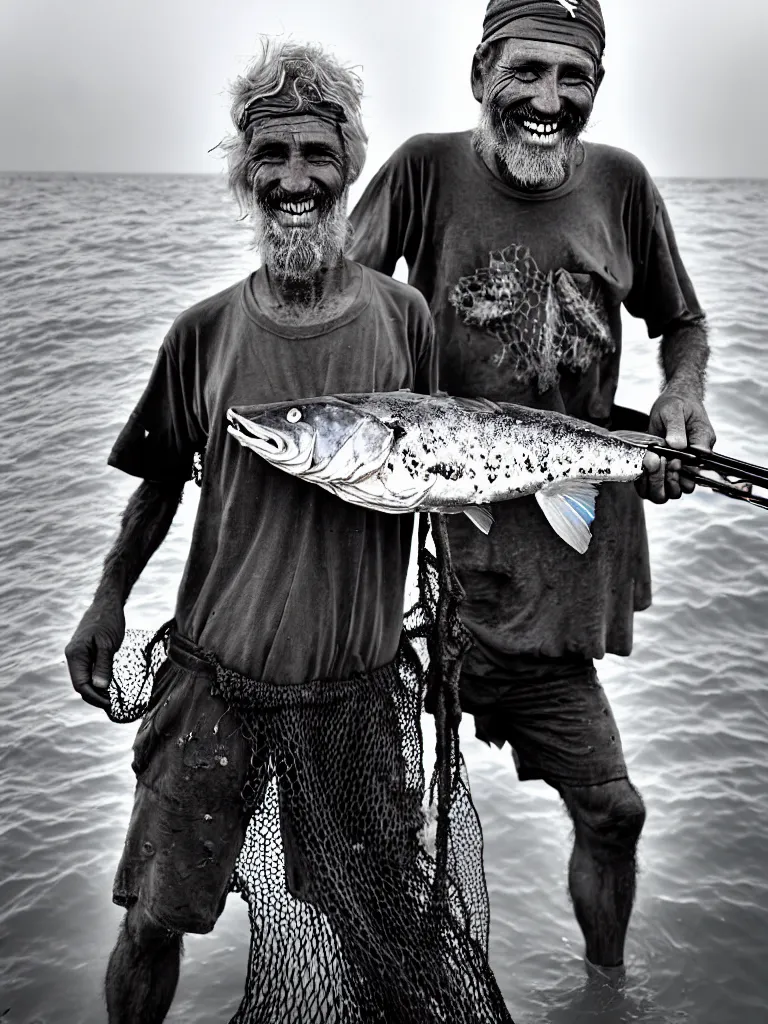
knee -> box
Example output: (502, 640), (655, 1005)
(563, 780), (646, 857)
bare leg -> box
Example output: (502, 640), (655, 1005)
(558, 779), (646, 969)
(105, 906), (183, 1024)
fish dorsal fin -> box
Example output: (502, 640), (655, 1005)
(534, 480), (599, 554)
(612, 429), (664, 448)
(458, 505), (495, 534)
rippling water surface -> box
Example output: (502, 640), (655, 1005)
(1, 173), (767, 1023)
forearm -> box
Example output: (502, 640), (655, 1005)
(659, 318), (710, 402)
(95, 480), (184, 606)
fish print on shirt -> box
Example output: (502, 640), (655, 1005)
(449, 244), (613, 393)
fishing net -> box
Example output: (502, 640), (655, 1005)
(449, 243), (613, 392)
(109, 513), (514, 1024)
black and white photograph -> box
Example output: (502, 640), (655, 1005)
(1, 1), (767, 1021)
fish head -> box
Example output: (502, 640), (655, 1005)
(226, 398), (395, 484)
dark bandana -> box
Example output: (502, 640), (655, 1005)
(481, 0), (605, 65)
(237, 58), (348, 133)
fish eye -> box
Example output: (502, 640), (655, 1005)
(286, 408), (302, 423)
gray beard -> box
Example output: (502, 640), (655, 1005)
(253, 195), (352, 282)
(472, 106), (581, 190)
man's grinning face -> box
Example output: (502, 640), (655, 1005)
(246, 116), (350, 278)
(473, 38), (601, 188)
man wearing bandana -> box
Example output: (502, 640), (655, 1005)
(349, 0), (715, 978)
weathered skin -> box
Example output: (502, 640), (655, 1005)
(227, 391), (656, 550)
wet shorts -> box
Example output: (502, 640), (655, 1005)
(112, 632), (252, 934)
(459, 636), (628, 789)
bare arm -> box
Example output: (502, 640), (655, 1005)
(65, 479), (184, 712)
(659, 319), (710, 405)
(638, 318), (717, 503)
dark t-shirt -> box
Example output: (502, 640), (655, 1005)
(349, 132), (704, 658)
(109, 264), (437, 683)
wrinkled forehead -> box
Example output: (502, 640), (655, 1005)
(493, 36), (596, 74)
(247, 114), (344, 150)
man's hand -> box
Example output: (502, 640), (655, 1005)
(65, 595), (126, 713)
(636, 392), (716, 504)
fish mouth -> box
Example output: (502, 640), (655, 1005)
(226, 409), (314, 471)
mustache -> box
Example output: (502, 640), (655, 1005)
(493, 100), (587, 138)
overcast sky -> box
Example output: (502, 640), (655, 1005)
(1, 0), (766, 182)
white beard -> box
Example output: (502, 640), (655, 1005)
(472, 105), (580, 189)
(253, 193), (352, 281)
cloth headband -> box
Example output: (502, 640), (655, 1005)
(481, 0), (605, 65)
(237, 59), (348, 133)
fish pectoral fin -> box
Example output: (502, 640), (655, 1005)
(456, 505), (495, 535)
(535, 480), (599, 554)
(611, 429), (664, 448)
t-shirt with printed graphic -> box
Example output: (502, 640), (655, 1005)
(108, 264), (437, 683)
(348, 132), (705, 659)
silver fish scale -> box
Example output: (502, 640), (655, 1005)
(357, 395), (645, 510)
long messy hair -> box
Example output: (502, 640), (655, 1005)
(221, 39), (368, 216)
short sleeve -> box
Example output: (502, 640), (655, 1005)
(108, 335), (204, 484)
(411, 296), (439, 396)
(624, 181), (705, 338)
(349, 142), (422, 277)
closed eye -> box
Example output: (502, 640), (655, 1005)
(302, 143), (343, 166)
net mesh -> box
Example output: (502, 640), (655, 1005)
(109, 514), (514, 1023)
(449, 243), (613, 392)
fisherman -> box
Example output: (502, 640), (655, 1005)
(62, 41), (461, 1024)
(349, 0), (716, 981)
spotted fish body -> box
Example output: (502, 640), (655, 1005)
(227, 391), (656, 554)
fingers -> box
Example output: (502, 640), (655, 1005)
(93, 647), (115, 691)
(65, 638), (97, 694)
(65, 630), (117, 714)
(680, 468), (697, 494)
(687, 414), (717, 452)
(657, 399), (688, 451)
(77, 682), (113, 712)
(648, 394), (717, 500)
(642, 450), (661, 475)
(664, 458), (683, 500)
(640, 452), (668, 503)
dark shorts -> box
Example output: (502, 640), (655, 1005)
(459, 637), (629, 788)
(112, 633), (252, 934)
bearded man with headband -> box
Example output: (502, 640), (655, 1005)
(61, 40), (481, 1024)
(350, 0), (716, 980)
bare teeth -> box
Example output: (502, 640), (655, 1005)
(521, 120), (561, 137)
(276, 199), (317, 216)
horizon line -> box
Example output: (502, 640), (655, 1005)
(1, 169), (767, 182)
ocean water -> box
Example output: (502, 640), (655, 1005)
(1, 172), (767, 1024)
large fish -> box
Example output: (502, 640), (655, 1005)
(226, 391), (660, 554)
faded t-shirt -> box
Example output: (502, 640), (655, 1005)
(349, 133), (704, 659)
(108, 264), (436, 682)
